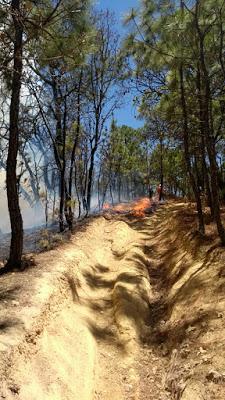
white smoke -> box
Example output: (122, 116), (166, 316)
(0, 171), (45, 234)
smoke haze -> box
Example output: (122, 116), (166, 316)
(0, 171), (45, 234)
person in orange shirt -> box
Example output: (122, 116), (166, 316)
(157, 184), (162, 201)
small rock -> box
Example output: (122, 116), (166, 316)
(180, 346), (190, 359)
(186, 325), (196, 333)
(161, 347), (169, 357)
(193, 360), (200, 367)
(156, 383), (162, 389)
(12, 300), (19, 307)
(198, 346), (206, 355)
(202, 355), (211, 364)
(25, 334), (36, 344)
(152, 366), (158, 374)
(206, 369), (225, 383)
(125, 384), (133, 392)
(9, 384), (20, 394)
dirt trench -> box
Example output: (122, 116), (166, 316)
(0, 211), (162, 400)
(1, 203), (223, 400)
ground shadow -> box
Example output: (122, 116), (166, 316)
(0, 285), (23, 333)
(147, 308), (219, 352)
(83, 270), (115, 290)
(0, 317), (22, 332)
(85, 317), (115, 341)
(0, 285), (21, 301)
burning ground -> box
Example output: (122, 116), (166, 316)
(0, 200), (225, 400)
(102, 197), (157, 217)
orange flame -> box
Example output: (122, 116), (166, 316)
(103, 197), (152, 217)
(114, 204), (128, 212)
(103, 203), (111, 210)
(132, 197), (151, 217)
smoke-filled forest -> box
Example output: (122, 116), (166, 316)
(0, 1), (225, 399)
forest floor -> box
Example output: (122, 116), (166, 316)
(0, 200), (225, 400)
(0, 224), (71, 263)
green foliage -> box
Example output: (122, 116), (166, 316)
(123, 0), (225, 198)
(108, 122), (146, 177)
(27, 0), (94, 71)
(150, 144), (186, 192)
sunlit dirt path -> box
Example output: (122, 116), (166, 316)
(1, 201), (224, 400)
(0, 201), (167, 400)
(71, 215), (154, 400)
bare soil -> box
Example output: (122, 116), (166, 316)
(0, 201), (225, 400)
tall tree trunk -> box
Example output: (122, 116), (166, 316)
(60, 98), (67, 232)
(196, 65), (213, 217)
(74, 167), (81, 218)
(159, 136), (164, 201)
(109, 180), (114, 205)
(81, 161), (88, 215)
(179, 65), (205, 235)
(67, 72), (82, 228)
(195, 5), (225, 244)
(5, 0), (24, 270)
(118, 174), (122, 203)
(86, 113), (101, 214)
(59, 168), (65, 232)
(45, 185), (48, 227)
(97, 164), (102, 211)
(86, 147), (96, 213)
(22, 153), (40, 203)
(51, 72), (65, 231)
(52, 183), (56, 222)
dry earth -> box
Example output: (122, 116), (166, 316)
(0, 201), (225, 400)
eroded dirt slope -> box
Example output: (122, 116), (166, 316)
(136, 202), (225, 400)
(0, 201), (225, 400)
(0, 212), (152, 400)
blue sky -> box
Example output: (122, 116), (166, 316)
(97, 0), (143, 129)
(98, 0), (139, 27)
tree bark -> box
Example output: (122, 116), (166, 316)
(67, 71), (83, 228)
(194, 4), (225, 244)
(86, 146), (97, 213)
(159, 136), (164, 201)
(179, 65), (205, 235)
(196, 65), (213, 217)
(51, 72), (65, 232)
(5, 0), (24, 270)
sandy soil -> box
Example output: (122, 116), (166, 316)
(0, 201), (225, 400)
(0, 211), (153, 400)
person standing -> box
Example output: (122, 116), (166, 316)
(157, 184), (162, 201)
